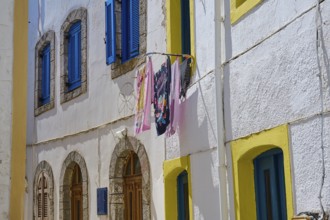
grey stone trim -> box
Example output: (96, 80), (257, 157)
(34, 30), (56, 116)
(59, 151), (89, 220)
(110, 0), (147, 79)
(60, 8), (88, 103)
(109, 136), (151, 220)
(33, 161), (54, 220)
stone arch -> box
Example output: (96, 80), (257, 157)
(33, 160), (55, 220)
(59, 151), (89, 220)
(109, 136), (151, 220)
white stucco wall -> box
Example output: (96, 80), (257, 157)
(0, 1), (14, 219)
(227, 1), (330, 140)
(191, 149), (220, 220)
(227, 0), (330, 216)
(290, 115), (330, 214)
(26, 0), (221, 219)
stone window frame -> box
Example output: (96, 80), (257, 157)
(109, 136), (151, 219)
(110, 0), (147, 79)
(60, 8), (88, 103)
(33, 161), (54, 220)
(59, 151), (89, 220)
(34, 30), (55, 116)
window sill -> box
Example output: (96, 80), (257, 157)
(35, 99), (55, 116)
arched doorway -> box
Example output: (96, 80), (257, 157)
(59, 151), (89, 220)
(123, 151), (142, 220)
(71, 164), (83, 220)
(109, 136), (151, 220)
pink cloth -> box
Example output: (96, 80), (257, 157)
(167, 58), (181, 136)
(135, 57), (154, 135)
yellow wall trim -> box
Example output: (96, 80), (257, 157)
(231, 0), (262, 24)
(230, 125), (294, 220)
(9, 0), (28, 219)
(166, 0), (196, 63)
(163, 156), (194, 220)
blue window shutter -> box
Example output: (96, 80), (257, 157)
(122, 0), (139, 62)
(41, 44), (50, 105)
(67, 21), (81, 91)
(97, 188), (108, 215)
(105, 0), (116, 65)
(129, 0), (139, 57)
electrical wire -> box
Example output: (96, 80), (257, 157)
(315, 0), (327, 218)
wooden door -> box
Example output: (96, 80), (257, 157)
(123, 151), (142, 220)
(71, 164), (83, 220)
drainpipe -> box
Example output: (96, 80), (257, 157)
(214, 0), (228, 219)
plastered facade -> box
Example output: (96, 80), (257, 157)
(1, 0), (29, 219)
(0, 1), (14, 218)
(226, 0), (330, 218)
(26, 0), (220, 220)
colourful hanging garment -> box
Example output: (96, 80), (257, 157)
(154, 57), (171, 136)
(179, 58), (191, 99)
(167, 58), (181, 136)
(135, 58), (154, 135)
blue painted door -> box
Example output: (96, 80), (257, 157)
(177, 171), (189, 220)
(254, 149), (287, 220)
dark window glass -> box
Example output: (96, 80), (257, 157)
(254, 149), (287, 220)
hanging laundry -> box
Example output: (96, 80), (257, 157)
(134, 58), (154, 135)
(166, 58), (181, 137)
(179, 58), (191, 99)
(154, 56), (171, 136)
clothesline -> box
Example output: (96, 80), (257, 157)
(145, 52), (194, 64)
(135, 52), (191, 136)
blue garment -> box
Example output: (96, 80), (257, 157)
(153, 57), (171, 135)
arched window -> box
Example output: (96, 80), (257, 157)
(37, 173), (49, 220)
(163, 155), (192, 220)
(230, 125), (294, 220)
(34, 161), (54, 220)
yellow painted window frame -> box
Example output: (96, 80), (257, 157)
(231, 0), (262, 24)
(230, 125), (294, 220)
(166, 0), (196, 64)
(163, 156), (194, 220)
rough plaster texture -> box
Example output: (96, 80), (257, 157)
(0, 0), (14, 219)
(190, 149), (220, 220)
(166, 71), (218, 159)
(226, 8), (323, 141)
(193, 0), (215, 78)
(290, 115), (330, 214)
(231, 0), (315, 57)
(26, 0), (221, 219)
(227, 0), (330, 217)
